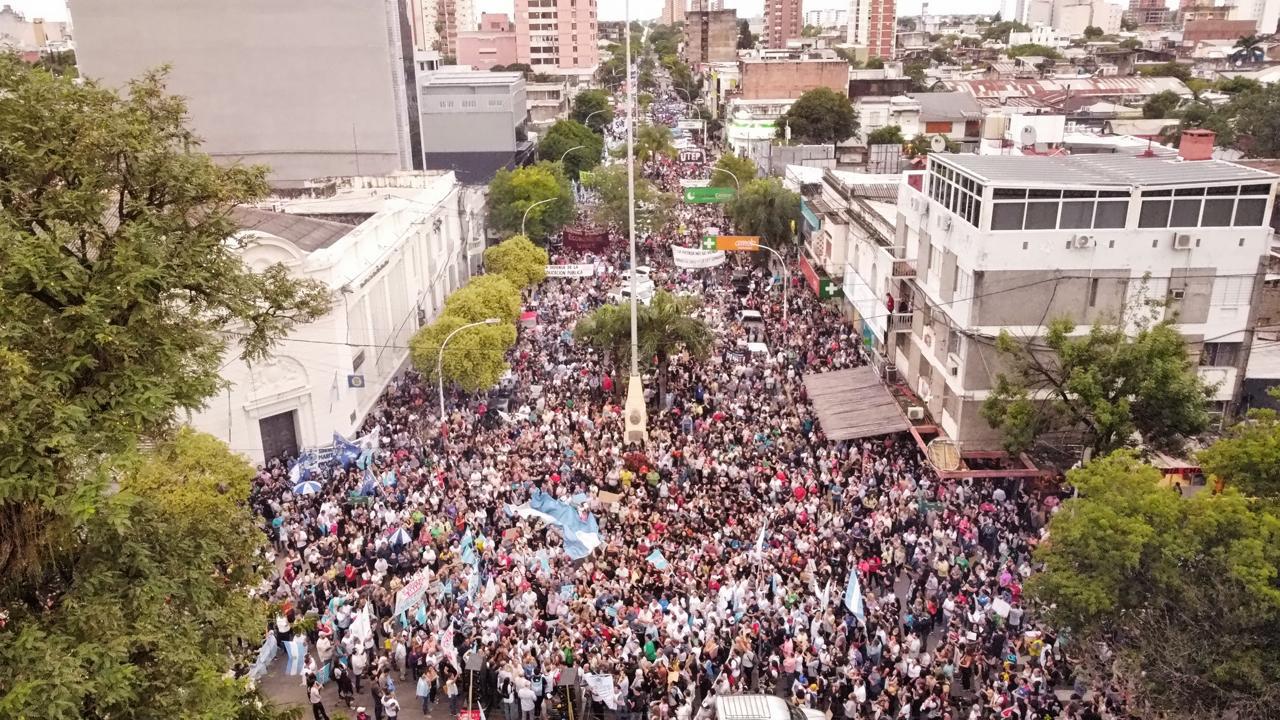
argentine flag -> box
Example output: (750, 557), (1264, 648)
(843, 567), (864, 621)
(284, 638), (308, 676)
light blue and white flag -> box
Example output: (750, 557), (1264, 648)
(646, 549), (668, 570)
(754, 523), (768, 555)
(843, 567), (864, 621)
(284, 638), (308, 676)
(249, 634), (279, 680)
(529, 489), (603, 560)
(333, 433), (361, 468)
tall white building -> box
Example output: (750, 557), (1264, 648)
(842, 139), (1278, 447)
(805, 8), (849, 27)
(190, 172), (481, 462)
(1231, 0), (1280, 33)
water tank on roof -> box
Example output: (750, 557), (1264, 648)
(983, 113), (1008, 140)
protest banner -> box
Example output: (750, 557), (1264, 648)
(394, 571), (431, 616)
(544, 264), (596, 278)
(672, 245), (726, 269)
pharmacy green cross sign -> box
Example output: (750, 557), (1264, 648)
(682, 186), (736, 204)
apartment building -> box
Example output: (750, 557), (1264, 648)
(763, 0), (803, 48)
(848, 0), (896, 61)
(457, 13), (518, 70)
(684, 9), (739, 65)
(420, 70), (531, 182)
(70, 0), (421, 188)
(408, 0), (475, 55)
(514, 0), (599, 70)
(845, 135), (1278, 447)
(662, 0), (686, 25)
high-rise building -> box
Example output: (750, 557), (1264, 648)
(70, 0), (421, 188)
(409, 0), (475, 55)
(848, 0), (896, 61)
(806, 8), (850, 27)
(1231, 0), (1280, 32)
(691, 0), (725, 9)
(662, 0), (686, 25)
(514, 0), (599, 69)
(764, 0), (803, 48)
(1127, 0), (1172, 25)
(684, 9), (739, 64)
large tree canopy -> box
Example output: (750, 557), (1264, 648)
(536, 119), (603, 180)
(776, 87), (859, 147)
(484, 234), (549, 289)
(1031, 452), (1280, 720)
(584, 164), (673, 234)
(981, 318), (1210, 455)
(571, 89), (614, 133)
(0, 57), (330, 719)
(1199, 402), (1280, 500)
(485, 162), (575, 241)
(409, 312), (517, 393)
(726, 178), (803, 250)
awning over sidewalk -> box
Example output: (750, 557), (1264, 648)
(804, 367), (912, 440)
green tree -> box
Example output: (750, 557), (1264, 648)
(737, 20), (754, 49)
(776, 87), (859, 148)
(801, 24), (822, 37)
(0, 428), (303, 719)
(981, 20), (1030, 42)
(981, 318), (1211, 455)
(1227, 84), (1280, 156)
(485, 161), (575, 241)
(572, 88), (614, 132)
(574, 291), (713, 403)
(35, 49), (77, 77)
(484, 234), (549, 289)
(866, 125), (906, 145)
(905, 133), (958, 156)
(1141, 60), (1192, 82)
(635, 123), (677, 163)
(1030, 452), (1280, 719)
(1142, 89), (1183, 118)
(537, 119), (603, 180)
(713, 153), (758, 188)
(442, 274), (522, 325)
(1007, 43), (1062, 59)
(1199, 402), (1280, 499)
(410, 313), (517, 392)
(638, 92), (654, 111)
(1119, 37), (1141, 49)
(865, 57), (886, 69)
(1216, 75), (1262, 94)
(586, 164), (673, 233)
(1083, 25), (1105, 39)
(726, 178), (803, 250)
(1165, 99), (1236, 148)
(0, 59), (330, 589)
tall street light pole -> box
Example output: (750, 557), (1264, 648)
(520, 197), (558, 237)
(623, 1), (647, 444)
(558, 145), (586, 165)
(756, 243), (789, 327)
(437, 318), (501, 419)
(711, 167), (740, 191)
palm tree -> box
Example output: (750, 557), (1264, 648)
(634, 124), (676, 164)
(572, 291), (713, 406)
(638, 291), (713, 406)
(1232, 34), (1267, 64)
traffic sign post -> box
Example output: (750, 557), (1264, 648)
(703, 235), (760, 252)
(682, 186), (736, 204)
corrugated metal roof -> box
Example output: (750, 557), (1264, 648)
(933, 153), (1280, 188)
(231, 207), (356, 251)
(952, 76), (1191, 100)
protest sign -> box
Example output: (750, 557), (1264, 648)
(672, 245), (725, 269)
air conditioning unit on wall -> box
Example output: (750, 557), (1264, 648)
(1071, 234), (1095, 249)
(906, 406), (926, 420)
(1173, 233), (1194, 250)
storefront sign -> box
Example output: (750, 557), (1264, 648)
(682, 186), (736, 204)
(702, 235), (759, 252)
(678, 149), (705, 163)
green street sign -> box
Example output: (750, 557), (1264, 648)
(700, 236), (716, 250)
(682, 186), (736, 204)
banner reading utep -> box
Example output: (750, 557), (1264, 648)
(671, 245), (725, 269)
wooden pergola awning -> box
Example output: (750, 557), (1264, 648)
(804, 367), (911, 440)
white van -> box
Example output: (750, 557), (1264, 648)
(610, 278), (656, 306)
(620, 265), (654, 284)
(715, 695), (825, 720)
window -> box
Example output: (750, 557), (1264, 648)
(1170, 198), (1201, 227)
(1139, 200), (1170, 228)
(1235, 198), (1267, 226)
(1202, 199), (1234, 226)
(1059, 201), (1094, 229)
(1093, 201), (1127, 228)
(925, 121), (951, 134)
(929, 246), (943, 278)
(992, 202), (1024, 230)
(1024, 202), (1057, 229)
(1200, 342), (1241, 367)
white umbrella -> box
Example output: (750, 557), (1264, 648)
(388, 527), (412, 547)
(294, 480), (322, 495)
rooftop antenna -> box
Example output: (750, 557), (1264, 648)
(1141, 135), (1157, 158)
(1019, 124), (1037, 153)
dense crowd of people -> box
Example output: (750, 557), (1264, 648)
(246, 90), (1118, 720)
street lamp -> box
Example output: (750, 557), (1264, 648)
(520, 197), (558, 237)
(711, 167), (740, 190)
(584, 108), (608, 129)
(558, 144), (587, 165)
(756, 243), (790, 326)
(437, 318), (501, 419)
(622, 0), (647, 445)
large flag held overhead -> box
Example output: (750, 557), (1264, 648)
(753, 523), (768, 555)
(844, 567), (864, 621)
(333, 432), (361, 468)
(528, 489), (603, 560)
(284, 638), (308, 676)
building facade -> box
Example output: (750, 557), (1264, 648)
(763, 0), (802, 48)
(684, 9), (739, 65)
(847, 149), (1278, 448)
(662, 0), (686, 26)
(514, 0), (599, 69)
(71, 0), (421, 188)
(1231, 0), (1280, 33)
(739, 58), (849, 99)
(0, 3), (70, 52)
(847, 0), (896, 61)
(457, 13), (518, 70)
(419, 70), (531, 182)
(806, 8), (850, 27)
(190, 172), (475, 463)
(408, 0), (475, 55)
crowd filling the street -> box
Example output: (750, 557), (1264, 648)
(246, 89), (1111, 720)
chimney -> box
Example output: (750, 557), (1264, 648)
(1178, 128), (1215, 161)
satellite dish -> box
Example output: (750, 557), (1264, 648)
(1020, 125), (1038, 148)
(926, 438), (963, 472)
(929, 135), (947, 153)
